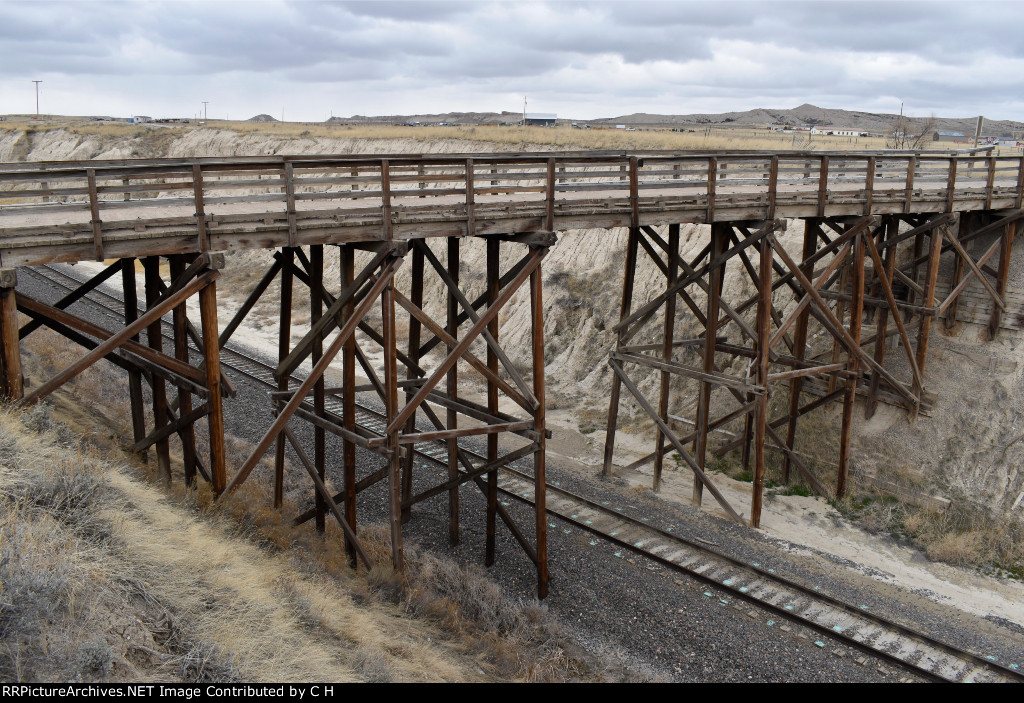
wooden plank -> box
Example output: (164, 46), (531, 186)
(144, 258), (172, 485)
(86, 169), (104, 261)
(199, 274), (226, 494)
(283, 162), (297, 247)
(0, 277), (22, 400)
(193, 164), (208, 251)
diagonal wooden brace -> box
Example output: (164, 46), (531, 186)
(19, 261), (122, 339)
(608, 358), (743, 523)
(392, 288), (532, 412)
(18, 270), (219, 407)
(385, 247), (545, 435)
(413, 239), (539, 410)
(942, 226), (1005, 311)
(225, 256), (403, 493)
(283, 427), (374, 569)
(276, 244), (397, 380)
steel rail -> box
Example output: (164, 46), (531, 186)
(495, 467), (1022, 683)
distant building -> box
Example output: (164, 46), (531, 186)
(934, 131), (966, 142)
(522, 113), (556, 127)
(810, 127), (868, 137)
(131, 115), (152, 124)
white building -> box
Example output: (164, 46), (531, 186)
(811, 127), (867, 137)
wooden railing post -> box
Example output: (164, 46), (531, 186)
(817, 156), (829, 217)
(904, 156), (916, 213)
(283, 161), (297, 247)
(945, 158), (958, 212)
(985, 156), (996, 210)
(629, 156), (640, 228)
(864, 156), (876, 215)
(707, 156), (717, 223)
(767, 155), (779, 219)
(86, 169), (104, 261)
(381, 159), (393, 241)
(465, 158), (475, 236)
(546, 157), (556, 232)
(193, 164), (208, 251)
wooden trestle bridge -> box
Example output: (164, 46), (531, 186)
(0, 149), (1021, 598)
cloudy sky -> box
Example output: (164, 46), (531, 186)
(3, 0), (1024, 122)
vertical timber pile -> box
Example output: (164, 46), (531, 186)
(143, 256), (173, 484)
(169, 255), (199, 486)
(0, 269), (21, 400)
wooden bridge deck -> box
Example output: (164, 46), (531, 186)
(1, 150), (1022, 266)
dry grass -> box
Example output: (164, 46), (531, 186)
(215, 121), (891, 152)
(835, 489), (1024, 577)
(2, 118), (892, 154)
(6, 328), (625, 682)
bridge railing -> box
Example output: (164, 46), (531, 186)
(1, 152), (1022, 249)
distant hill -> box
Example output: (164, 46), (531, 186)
(318, 103), (1024, 137)
(326, 111), (521, 126)
(248, 114), (278, 122)
(589, 104), (1024, 136)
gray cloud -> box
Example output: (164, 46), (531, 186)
(1, 1), (1022, 121)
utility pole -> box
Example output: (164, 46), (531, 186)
(202, 101), (208, 121)
(974, 115), (984, 149)
(32, 80), (42, 119)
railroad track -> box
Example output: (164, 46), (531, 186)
(23, 263), (1023, 684)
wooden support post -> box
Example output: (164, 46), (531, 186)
(0, 270), (22, 401)
(121, 259), (147, 461)
(341, 245), (358, 564)
(199, 261), (226, 494)
(783, 222), (818, 484)
(750, 233), (771, 527)
(837, 232), (865, 498)
(143, 257), (172, 485)
(914, 226), (945, 397)
(531, 249), (549, 599)
(274, 248), (293, 509)
(310, 245), (326, 533)
(989, 220), (1015, 340)
(867, 218), (896, 420)
(485, 237), (499, 566)
(603, 227), (640, 477)
(169, 255), (198, 485)
(382, 262), (404, 572)
(446, 236), (460, 546)
(907, 228), (925, 322)
(653, 224), (679, 492)
(401, 245), (424, 524)
(694, 223), (728, 506)
(828, 261), (850, 395)
(946, 213), (970, 332)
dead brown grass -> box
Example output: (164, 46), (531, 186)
(9, 328), (626, 681)
(2, 118), (892, 155)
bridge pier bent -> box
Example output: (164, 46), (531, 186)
(2, 150), (1023, 596)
